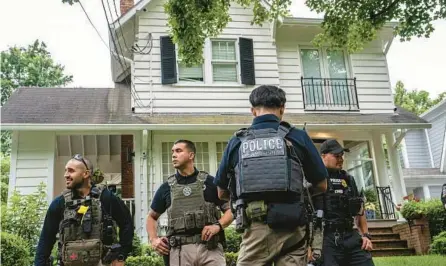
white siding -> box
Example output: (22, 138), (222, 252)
(133, 0), (279, 113)
(277, 44), (394, 114)
(12, 131), (55, 200)
(426, 110), (446, 168)
(404, 129), (431, 168)
(429, 185), (442, 199)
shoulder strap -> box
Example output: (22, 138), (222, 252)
(167, 174), (177, 187)
(62, 189), (73, 206)
(197, 171), (208, 182)
(277, 121), (294, 139)
(234, 127), (248, 137)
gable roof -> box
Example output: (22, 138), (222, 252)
(420, 98), (446, 118)
(1, 87), (430, 131)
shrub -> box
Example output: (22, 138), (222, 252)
(225, 226), (242, 253)
(1, 182), (48, 257)
(125, 255), (164, 266)
(400, 199), (446, 237)
(401, 200), (424, 220)
(0, 231), (32, 266)
(430, 231), (446, 255)
(225, 252), (238, 266)
(129, 234), (143, 257)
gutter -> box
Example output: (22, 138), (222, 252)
(1, 122), (431, 131)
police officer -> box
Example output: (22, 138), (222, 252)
(441, 183), (446, 210)
(309, 139), (374, 266)
(34, 154), (134, 266)
(215, 85), (328, 266)
(146, 140), (233, 265)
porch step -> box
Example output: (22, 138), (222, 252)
(367, 219), (398, 228)
(371, 247), (415, 257)
(371, 233), (401, 241)
(372, 240), (408, 249)
(368, 226), (394, 234)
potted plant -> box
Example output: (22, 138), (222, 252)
(365, 202), (376, 220)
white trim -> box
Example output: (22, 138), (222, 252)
(440, 121), (446, 173)
(112, 0), (150, 29)
(281, 17), (399, 28)
(400, 137), (410, 168)
(423, 184), (432, 199)
(133, 131), (144, 238)
(7, 131), (19, 202)
(425, 128), (435, 168)
(1, 122), (431, 131)
(47, 132), (56, 202)
(420, 98), (446, 118)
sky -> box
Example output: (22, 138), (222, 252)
(1, 0), (445, 97)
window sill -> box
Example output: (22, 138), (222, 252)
(172, 83), (247, 88)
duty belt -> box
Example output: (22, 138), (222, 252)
(168, 234), (220, 248)
(324, 222), (353, 232)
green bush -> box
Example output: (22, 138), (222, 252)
(1, 182), (48, 257)
(430, 231), (446, 255)
(125, 255), (164, 266)
(225, 226), (242, 253)
(400, 199), (446, 237)
(0, 231), (32, 266)
(225, 252), (238, 266)
(129, 234), (143, 257)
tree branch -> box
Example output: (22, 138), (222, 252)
(370, 0), (401, 21)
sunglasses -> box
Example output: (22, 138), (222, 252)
(73, 154), (89, 170)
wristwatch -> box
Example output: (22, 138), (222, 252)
(213, 221), (223, 231)
(117, 254), (125, 262)
(362, 233), (372, 240)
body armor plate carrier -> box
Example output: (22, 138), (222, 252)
(166, 171), (221, 237)
(58, 185), (116, 266)
(234, 122), (304, 201)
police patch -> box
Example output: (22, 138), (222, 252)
(183, 186), (192, 196)
(341, 179), (347, 188)
(241, 137), (285, 159)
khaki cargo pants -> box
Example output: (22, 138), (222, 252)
(169, 243), (226, 266)
(237, 222), (309, 266)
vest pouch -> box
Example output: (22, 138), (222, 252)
(246, 201), (267, 220)
(184, 212), (196, 230)
(62, 239), (102, 266)
(194, 210), (205, 229)
(348, 197), (364, 216)
(266, 202), (307, 230)
(171, 217), (186, 233)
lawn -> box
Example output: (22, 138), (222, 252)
(373, 255), (445, 266)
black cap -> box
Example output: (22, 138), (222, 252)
(320, 139), (350, 155)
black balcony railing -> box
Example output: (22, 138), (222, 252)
(300, 77), (359, 111)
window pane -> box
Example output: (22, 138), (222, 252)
(212, 41), (236, 60)
(326, 50), (347, 79)
(213, 64), (237, 82)
(178, 63), (203, 82)
(216, 142), (228, 169)
(162, 142), (175, 182)
(300, 49), (322, 78)
(300, 49), (323, 104)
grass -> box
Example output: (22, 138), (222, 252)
(373, 255), (445, 266)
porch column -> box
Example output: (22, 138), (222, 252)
(423, 184), (431, 200)
(385, 131), (407, 203)
(371, 132), (389, 187)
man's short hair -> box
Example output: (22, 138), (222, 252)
(174, 139), (196, 154)
(249, 85), (286, 109)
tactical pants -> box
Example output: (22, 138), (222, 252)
(310, 227), (323, 264)
(169, 243), (226, 266)
(237, 222), (308, 266)
(322, 230), (374, 266)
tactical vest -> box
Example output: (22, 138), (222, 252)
(323, 171), (361, 225)
(234, 122), (304, 202)
(58, 186), (108, 266)
(166, 171), (221, 236)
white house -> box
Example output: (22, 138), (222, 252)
(400, 99), (446, 199)
(1, 0), (431, 240)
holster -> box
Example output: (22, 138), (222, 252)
(266, 202), (307, 230)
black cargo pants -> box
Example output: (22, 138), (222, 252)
(321, 230), (374, 266)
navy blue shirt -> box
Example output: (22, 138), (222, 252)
(34, 187), (134, 266)
(150, 168), (229, 215)
(214, 114), (328, 191)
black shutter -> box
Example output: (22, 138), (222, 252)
(160, 36), (177, 84)
(239, 37), (255, 85)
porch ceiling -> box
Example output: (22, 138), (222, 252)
(56, 135), (121, 157)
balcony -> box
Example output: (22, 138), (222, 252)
(300, 77), (359, 111)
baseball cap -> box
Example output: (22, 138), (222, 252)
(320, 139), (350, 155)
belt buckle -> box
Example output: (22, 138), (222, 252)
(169, 237), (178, 247)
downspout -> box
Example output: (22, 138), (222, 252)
(141, 129), (148, 240)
